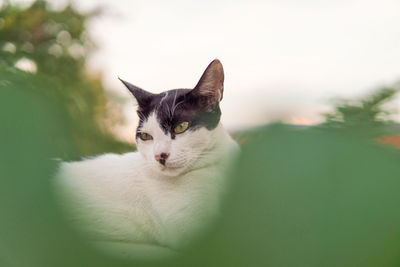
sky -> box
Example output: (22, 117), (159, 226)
(10, 0), (400, 136)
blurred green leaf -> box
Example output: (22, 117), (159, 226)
(0, 0), (133, 158)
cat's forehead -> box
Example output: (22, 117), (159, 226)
(149, 89), (190, 112)
(147, 89), (193, 124)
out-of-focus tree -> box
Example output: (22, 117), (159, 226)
(323, 86), (399, 137)
(0, 0), (133, 158)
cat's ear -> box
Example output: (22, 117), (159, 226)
(188, 59), (224, 110)
(118, 78), (154, 109)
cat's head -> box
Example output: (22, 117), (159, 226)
(119, 59), (225, 176)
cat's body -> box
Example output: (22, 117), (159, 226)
(55, 59), (238, 255)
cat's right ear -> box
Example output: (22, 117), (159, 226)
(118, 78), (154, 109)
(188, 59), (224, 111)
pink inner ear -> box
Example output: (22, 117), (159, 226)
(192, 59), (224, 103)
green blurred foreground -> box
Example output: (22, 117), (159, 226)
(2, 84), (400, 266)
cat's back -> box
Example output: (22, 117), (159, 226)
(54, 152), (159, 241)
(57, 152), (143, 186)
(55, 152), (148, 216)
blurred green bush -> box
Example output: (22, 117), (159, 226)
(322, 86), (400, 139)
(194, 125), (400, 267)
(0, 0), (132, 159)
(2, 111), (400, 266)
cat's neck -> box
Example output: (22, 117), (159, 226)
(207, 123), (235, 152)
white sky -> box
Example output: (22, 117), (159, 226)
(10, 0), (400, 136)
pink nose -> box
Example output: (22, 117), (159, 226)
(155, 153), (169, 165)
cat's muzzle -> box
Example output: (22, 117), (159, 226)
(155, 152), (169, 166)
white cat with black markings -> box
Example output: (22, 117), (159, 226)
(55, 59), (239, 257)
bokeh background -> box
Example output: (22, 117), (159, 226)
(2, 0), (400, 266)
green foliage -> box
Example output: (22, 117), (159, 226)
(203, 125), (400, 266)
(323, 86), (399, 137)
(0, 0), (133, 158)
(0, 84), (124, 267)
(2, 115), (400, 266)
(0, 0), (92, 75)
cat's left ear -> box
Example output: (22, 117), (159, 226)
(188, 59), (224, 110)
(118, 77), (154, 109)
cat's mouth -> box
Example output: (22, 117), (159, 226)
(157, 162), (187, 174)
(152, 157), (189, 175)
(161, 164), (181, 170)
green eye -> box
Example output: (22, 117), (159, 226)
(174, 121), (189, 134)
(139, 132), (153, 141)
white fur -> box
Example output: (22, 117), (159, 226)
(54, 116), (239, 256)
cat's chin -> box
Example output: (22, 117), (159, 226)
(153, 164), (187, 177)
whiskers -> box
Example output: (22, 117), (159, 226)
(137, 110), (147, 122)
(171, 148), (223, 171)
(139, 148), (224, 175)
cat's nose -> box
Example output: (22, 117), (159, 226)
(155, 153), (169, 165)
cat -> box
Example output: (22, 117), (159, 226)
(54, 59), (239, 258)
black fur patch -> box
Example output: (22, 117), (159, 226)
(135, 88), (221, 139)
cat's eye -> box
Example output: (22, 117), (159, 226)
(174, 121), (189, 134)
(139, 132), (153, 141)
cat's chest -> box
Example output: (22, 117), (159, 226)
(146, 168), (220, 213)
(142, 168), (222, 246)
(147, 169), (220, 215)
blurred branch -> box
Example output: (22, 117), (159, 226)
(324, 86), (399, 125)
